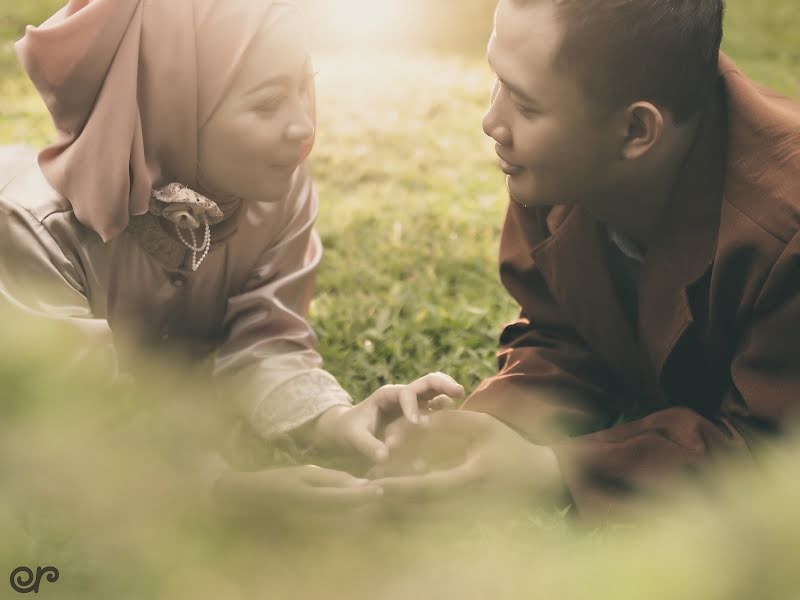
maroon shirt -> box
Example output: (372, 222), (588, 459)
(464, 53), (800, 519)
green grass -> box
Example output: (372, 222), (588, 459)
(2, 1), (796, 398)
(310, 53), (511, 399)
(2, 313), (800, 599)
(1, 1), (800, 598)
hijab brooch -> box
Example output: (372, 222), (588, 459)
(150, 184), (225, 271)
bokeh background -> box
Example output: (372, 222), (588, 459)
(1, 1), (800, 598)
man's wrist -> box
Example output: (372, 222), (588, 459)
(524, 444), (568, 505)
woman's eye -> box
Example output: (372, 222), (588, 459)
(256, 96), (284, 113)
(515, 103), (537, 117)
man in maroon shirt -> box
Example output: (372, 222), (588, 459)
(375, 0), (800, 519)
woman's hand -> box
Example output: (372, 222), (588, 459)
(311, 372), (465, 463)
(212, 465), (383, 513)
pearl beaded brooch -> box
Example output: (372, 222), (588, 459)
(175, 217), (212, 271)
(150, 183), (225, 272)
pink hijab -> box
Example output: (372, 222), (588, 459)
(16, 0), (308, 242)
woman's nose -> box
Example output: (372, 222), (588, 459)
(285, 99), (315, 143)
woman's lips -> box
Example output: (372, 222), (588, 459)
(271, 162), (299, 174)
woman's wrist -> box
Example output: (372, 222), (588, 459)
(308, 404), (352, 449)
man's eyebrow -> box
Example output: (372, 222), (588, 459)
(487, 53), (539, 105)
(244, 57), (311, 97)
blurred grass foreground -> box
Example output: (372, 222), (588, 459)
(2, 0), (800, 598)
(2, 303), (800, 599)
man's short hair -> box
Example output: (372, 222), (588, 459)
(541, 0), (725, 122)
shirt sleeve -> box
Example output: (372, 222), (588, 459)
(0, 190), (118, 375)
(213, 169), (352, 440)
(463, 204), (625, 443)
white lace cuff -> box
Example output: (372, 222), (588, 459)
(248, 369), (352, 439)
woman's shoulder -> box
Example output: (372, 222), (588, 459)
(0, 145), (73, 224)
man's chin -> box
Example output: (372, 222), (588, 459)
(506, 178), (541, 209)
(508, 189), (539, 209)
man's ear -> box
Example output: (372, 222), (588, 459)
(621, 102), (664, 160)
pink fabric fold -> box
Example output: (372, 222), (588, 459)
(16, 0), (295, 242)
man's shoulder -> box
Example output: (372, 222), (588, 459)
(720, 57), (800, 246)
(0, 145), (73, 224)
(721, 195), (800, 252)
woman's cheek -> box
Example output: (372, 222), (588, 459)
(242, 117), (284, 162)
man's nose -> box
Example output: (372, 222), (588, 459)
(482, 84), (512, 146)
(482, 110), (512, 147)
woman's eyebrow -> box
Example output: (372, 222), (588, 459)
(244, 57), (312, 97)
(244, 75), (289, 97)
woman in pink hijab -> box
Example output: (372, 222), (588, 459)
(0, 0), (463, 510)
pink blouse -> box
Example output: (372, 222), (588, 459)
(0, 145), (352, 439)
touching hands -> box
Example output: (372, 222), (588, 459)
(212, 382), (568, 518)
(310, 372), (466, 463)
(210, 373), (464, 518)
(371, 410), (567, 507)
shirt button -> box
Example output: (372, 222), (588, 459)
(170, 274), (187, 288)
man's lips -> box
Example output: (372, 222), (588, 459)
(496, 146), (524, 175)
(498, 158), (524, 176)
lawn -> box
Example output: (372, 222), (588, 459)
(1, 1), (799, 598)
(3, 1), (797, 399)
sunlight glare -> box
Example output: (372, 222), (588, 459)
(314, 0), (407, 47)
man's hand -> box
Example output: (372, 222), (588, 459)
(372, 410), (567, 506)
(311, 372), (465, 463)
(212, 465), (383, 513)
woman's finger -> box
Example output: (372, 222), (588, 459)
(345, 424), (390, 462)
(408, 372), (465, 403)
(371, 384), (420, 424)
(427, 394), (457, 411)
(396, 385), (420, 423)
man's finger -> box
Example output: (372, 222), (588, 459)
(300, 465), (371, 488)
(374, 459), (479, 501)
(425, 408), (494, 434)
(384, 416), (424, 450)
(301, 484), (384, 508)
